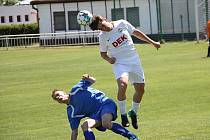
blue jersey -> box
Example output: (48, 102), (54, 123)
(67, 79), (109, 130)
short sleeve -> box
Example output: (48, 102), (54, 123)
(99, 34), (108, 52)
(123, 20), (135, 35)
(70, 80), (91, 94)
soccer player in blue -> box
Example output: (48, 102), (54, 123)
(51, 74), (139, 140)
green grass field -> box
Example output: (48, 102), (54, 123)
(0, 41), (210, 140)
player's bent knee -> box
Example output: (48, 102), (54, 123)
(120, 81), (127, 88)
(102, 120), (112, 129)
(81, 121), (89, 132)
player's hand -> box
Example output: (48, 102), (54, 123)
(82, 74), (89, 79)
(153, 42), (161, 50)
(82, 74), (96, 84)
(109, 57), (116, 64)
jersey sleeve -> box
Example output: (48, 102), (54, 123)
(123, 20), (135, 35)
(70, 80), (91, 94)
(99, 34), (108, 52)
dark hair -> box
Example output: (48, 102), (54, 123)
(51, 89), (60, 99)
(89, 15), (103, 31)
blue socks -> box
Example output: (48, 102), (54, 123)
(84, 123), (134, 139)
(111, 122), (132, 138)
(84, 130), (95, 140)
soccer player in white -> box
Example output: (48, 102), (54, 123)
(89, 15), (160, 129)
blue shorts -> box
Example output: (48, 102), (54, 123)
(90, 98), (117, 123)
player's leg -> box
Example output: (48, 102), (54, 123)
(133, 83), (145, 108)
(110, 121), (139, 140)
(101, 101), (139, 140)
(113, 64), (130, 127)
(128, 66), (145, 129)
(128, 83), (144, 129)
(117, 75), (130, 127)
(81, 119), (101, 140)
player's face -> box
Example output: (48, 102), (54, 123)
(52, 90), (69, 103)
(98, 20), (113, 32)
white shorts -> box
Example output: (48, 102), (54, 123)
(112, 63), (145, 84)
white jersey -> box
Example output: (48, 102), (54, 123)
(99, 20), (141, 65)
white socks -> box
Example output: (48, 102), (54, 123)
(118, 100), (140, 115)
(131, 101), (140, 113)
(118, 100), (126, 115)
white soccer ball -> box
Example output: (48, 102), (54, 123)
(77, 10), (93, 26)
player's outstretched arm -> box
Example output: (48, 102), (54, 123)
(82, 74), (96, 85)
(132, 29), (161, 50)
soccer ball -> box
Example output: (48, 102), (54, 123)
(77, 10), (93, 26)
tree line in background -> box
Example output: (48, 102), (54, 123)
(0, 0), (23, 5)
(0, 23), (38, 35)
(0, 0), (39, 35)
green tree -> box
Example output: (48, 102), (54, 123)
(0, 0), (4, 5)
(0, 0), (19, 5)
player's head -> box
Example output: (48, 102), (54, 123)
(89, 15), (103, 30)
(89, 15), (113, 31)
(51, 89), (69, 104)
